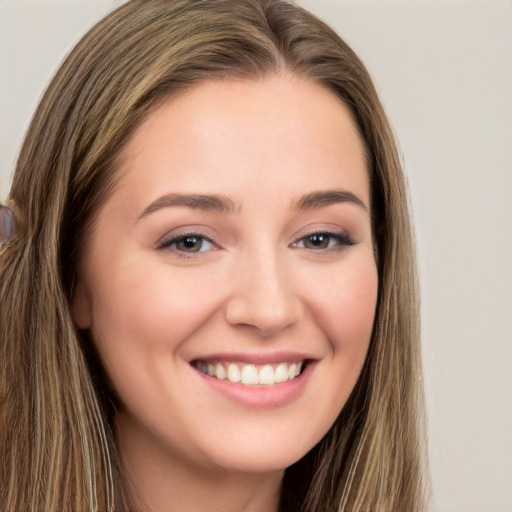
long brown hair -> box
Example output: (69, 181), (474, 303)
(0, 1), (429, 510)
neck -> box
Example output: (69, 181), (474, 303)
(115, 414), (283, 512)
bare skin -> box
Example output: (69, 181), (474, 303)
(117, 417), (282, 512)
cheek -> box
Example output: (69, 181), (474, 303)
(88, 261), (225, 358)
(308, 253), (378, 406)
(85, 263), (227, 421)
(313, 255), (378, 353)
(280, 255), (378, 453)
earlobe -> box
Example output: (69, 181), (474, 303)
(71, 279), (93, 329)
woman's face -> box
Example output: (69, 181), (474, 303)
(72, 75), (378, 476)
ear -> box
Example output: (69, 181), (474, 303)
(71, 277), (93, 329)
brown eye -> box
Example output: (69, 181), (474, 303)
(158, 234), (214, 254)
(295, 232), (354, 251)
(303, 233), (331, 249)
(175, 235), (204, 252)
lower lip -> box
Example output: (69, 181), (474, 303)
(192, 362), (315, 410)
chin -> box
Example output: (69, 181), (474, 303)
(200, 429), (320, 475)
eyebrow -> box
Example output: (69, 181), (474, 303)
(139, 193), (238, 219)
(294, 190), (369, 213)
(139, 189), (368, 221)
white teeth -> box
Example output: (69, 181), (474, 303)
(227, 363), (241, 383)
(196, 360), (304, 386)
(289, 362), (301, 379)
(240, 364), (259, 385)
(215, 363), (226, 380)
(274, 363), (289, 383)
(258, 364), (275, 385)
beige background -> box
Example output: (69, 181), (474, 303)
(1, 1), (511, 511)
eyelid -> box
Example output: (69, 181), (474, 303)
(292, 228), (354, 250)
(156, 230), (218, 254)
(155, 225), (354, 256)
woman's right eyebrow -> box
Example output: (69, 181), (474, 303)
(138, 193), (239, 220)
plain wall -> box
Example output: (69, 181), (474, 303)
(1, 2), (511, 511)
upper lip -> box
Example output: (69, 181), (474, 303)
(189, 350), (318, 365)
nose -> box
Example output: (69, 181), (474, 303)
(225, 251), (304, 337)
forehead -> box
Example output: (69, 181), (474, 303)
(110, 74), (369, 213)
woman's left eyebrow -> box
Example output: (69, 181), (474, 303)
(138, 193), (238, 220)
(293, 190), (369, 214)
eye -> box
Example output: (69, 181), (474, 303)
(295, 232), (354, 250)
(158, 234), (214, 254)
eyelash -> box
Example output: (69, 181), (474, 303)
(156, 230), (354, 257)
(156, 231), (216, 257)
(293, 231), (354, 251)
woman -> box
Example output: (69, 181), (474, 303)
(0, 1), (429, 510)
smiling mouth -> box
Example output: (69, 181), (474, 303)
(192, 360), (305, 386)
